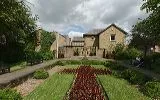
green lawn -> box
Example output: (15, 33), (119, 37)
(92, 65), (107, 69)
(24, 73), (74, 100)
(98, 75), (150, 100)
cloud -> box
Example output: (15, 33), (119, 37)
(26, 0), (148, 35)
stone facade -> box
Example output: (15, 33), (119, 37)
(99, 25), (125, 51)
(52, 24), (127, 58)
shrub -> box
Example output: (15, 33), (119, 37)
(26, 51), (43, 63)
(0, 89), (22, 100)
(55, 61), (65, 66)
(104, 61), (126, 71)
(126, 48), (142, 60)
(113, 44), (142, 60)
(33, 70), (49, 79)
(142, 82), (160, 99)
(41, 51), (53, 60)
(121, 69), (149, 84)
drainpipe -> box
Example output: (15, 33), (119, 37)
(56, 33), (59, 58)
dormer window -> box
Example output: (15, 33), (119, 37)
(110, 34), (116, 41)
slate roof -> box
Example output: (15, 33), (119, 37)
(84, 29), (104, 36)
(83, 24), (128, 36)
(72, 37), (84, 42)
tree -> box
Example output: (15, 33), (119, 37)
(0, 0), (37, 63)
(130, 0), (160, 56)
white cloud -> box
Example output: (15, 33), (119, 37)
(26, 0), (148, 36)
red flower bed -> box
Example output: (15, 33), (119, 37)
(68, 66), (108, 100)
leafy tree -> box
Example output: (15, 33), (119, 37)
(0, 0), (37, 63)
(130, 0), (160, 56)
(41, 30), (56, 52)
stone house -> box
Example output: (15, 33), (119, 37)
(52, 24), (127, 58)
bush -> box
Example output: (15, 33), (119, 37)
(26, 51), (43, 63)
(104, 61), (126, 71)
(121, 69), (149, 85)
(41, 51), (53, 60)
(33, 70), (49, 79)
(54, 61), (65, 66)
(0, 89), (22, 100)
(113, 44), (142, 60)
(142, 82), (160, 99)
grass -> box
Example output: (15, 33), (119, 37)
(10, 61), (26, 72)
(63, 65), (79, 69)
(24, 73), (74, 100)
(92, 65), (107, 69)
(98, 75), (151, 100)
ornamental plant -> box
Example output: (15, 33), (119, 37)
(33, 69), (49, 79)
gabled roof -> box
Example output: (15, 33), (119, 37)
(83, 24), (128, 36)
(72, 37), (84, 42)
(97, 24), (128, 35)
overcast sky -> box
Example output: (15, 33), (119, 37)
(26, 0), (148, 35)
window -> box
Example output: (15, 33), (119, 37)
(110, 34), (116, 41)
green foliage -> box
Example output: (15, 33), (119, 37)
(41, 30), (55, 52)
(41, 51), (54, 60)
(33, 69), (49, 79)
(104, 61), (126, 71)
(26, 51), (43, 63)
(0, 89), (22, 100)
(0, 0), (37, 63)
(142, 81), (160, 99)
(121, 69), (150, 85)
(130, 0), (160, 56)
(126, 48), (142, 59)
(113, 44), (142, 60)
(53, 60), (105, 66)
(54, 61), (65, 66)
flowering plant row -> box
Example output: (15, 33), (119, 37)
(68, 66), (108, 100)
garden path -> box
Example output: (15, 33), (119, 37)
(0, 60), (57, 87)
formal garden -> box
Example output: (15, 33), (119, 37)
(0, 60), (159, 100)
(0, 0), (160, 100)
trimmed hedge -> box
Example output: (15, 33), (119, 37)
(61, 60), (105, 65)
(0, 89), (22, 100)
(142, 81), (160, 99)
(33, 70), (49, 79)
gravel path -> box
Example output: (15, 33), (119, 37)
(14, 66), (67, 96)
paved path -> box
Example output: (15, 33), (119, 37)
(117, 61), (160, 80)
(0, 60), (57, 87)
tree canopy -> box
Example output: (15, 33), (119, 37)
(130, 0), (160, 55)
(0, 0), (37, 63)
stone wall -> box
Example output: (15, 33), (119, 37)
(99, 26), (125, 51)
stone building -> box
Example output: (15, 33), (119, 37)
(52, 24), (127, 58)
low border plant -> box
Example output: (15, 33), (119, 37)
(33, 69), (49, 79)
